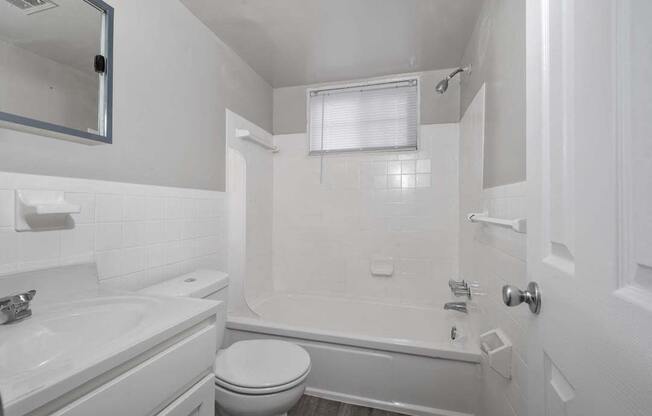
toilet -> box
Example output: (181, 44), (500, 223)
(139, 269), (311, 416)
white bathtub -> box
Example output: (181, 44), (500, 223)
(225, 293), (482, 416)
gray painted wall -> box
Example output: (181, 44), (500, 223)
(460, 0), (526, 188)
(273, 69), (460, 135)
(0, 0), (273, 191)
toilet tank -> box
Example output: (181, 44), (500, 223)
(139, 269), (229, 349)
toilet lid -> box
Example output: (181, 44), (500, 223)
(214, 340), (311, 389)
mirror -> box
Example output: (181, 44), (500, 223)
(0, 0), (113, 144)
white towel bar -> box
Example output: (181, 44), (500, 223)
(467, 212), (527, 234)
(235, 129), (279, 153)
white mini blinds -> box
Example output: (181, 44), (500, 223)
(308, 79), (419, 154)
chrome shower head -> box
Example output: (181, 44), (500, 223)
(435, 66), (470, 94)
(435, 78), (449, 94)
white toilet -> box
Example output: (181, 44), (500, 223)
(140, 269), (311, 416)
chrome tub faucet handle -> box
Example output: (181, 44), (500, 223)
(449, 279), (483, 300)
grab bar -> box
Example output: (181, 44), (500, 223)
(235, 129), (279, 153)
(467, 212), (526, 234)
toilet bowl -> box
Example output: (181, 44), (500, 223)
(214, 381), (305, 416)
(139, 270), (311, 416)
(213, 339), (311, 416)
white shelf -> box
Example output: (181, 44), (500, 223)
(235, 129), (279, 153)
(15, 190), (81, 231)
(467, 212), (527, 234)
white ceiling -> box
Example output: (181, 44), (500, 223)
(0, 0), (102, 74)
(181, 0), (484, 88)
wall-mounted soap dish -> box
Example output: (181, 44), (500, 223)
(370, 257), (394, 277)
(15, 190), (81, 231)
(480, 329), (512, 379)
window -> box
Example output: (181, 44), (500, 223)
(308, 78), (419, 154)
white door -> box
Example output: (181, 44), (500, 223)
(526, 0), (652, 415)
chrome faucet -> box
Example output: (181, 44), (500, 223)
(449, 280), (472, 299)
(0, 290), (36, 324)
(448, 279), (466, 291)
(448, 279), (482, 300)
(444, 302), (468, 314)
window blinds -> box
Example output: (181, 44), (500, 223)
(308, 79), (419, 154)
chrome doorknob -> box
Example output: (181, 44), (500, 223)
(502, 282), (541, 314)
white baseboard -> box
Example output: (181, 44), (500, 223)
(304, 388), (475, 416)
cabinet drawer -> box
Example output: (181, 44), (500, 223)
(52, 324), (216, 416)
(157, 374), (214, 416)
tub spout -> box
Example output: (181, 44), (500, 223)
(444, 302), (468, 314)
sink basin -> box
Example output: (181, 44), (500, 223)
(0, 263), (222, 416)
(0, 296), (158, 379)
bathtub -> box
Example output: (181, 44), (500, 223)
(225, 293), (482, 416)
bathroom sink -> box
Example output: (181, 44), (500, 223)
(0, 263), (222, 416)
(0, 296), (157, 379)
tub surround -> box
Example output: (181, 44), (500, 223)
(224, 113), (476, 415)
(225, 110), (275, 312)
(272, 124), (460, 307)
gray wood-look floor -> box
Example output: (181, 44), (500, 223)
(288, 395), (408, 416)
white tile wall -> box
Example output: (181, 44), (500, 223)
(459, 84), (527, 416)
(0, 190), (14, 227)
(226, 110), (275, 307)
(0, 171), (228, 291)
(272, 124), (459, 307)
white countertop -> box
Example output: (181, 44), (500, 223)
(0, 264), (220, 416)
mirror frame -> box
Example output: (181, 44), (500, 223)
(0, 0), (114, 145)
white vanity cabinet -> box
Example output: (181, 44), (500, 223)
(0, 264), (222, 416)
(157, 374), (215, 416)
(45, 322), (217, 416)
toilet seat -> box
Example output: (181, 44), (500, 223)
(214, 340), (311, 396)
(215, 367), (310, 395)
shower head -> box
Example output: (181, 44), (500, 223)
(435, 78), (449, 94)
(435, 66), (470, 94)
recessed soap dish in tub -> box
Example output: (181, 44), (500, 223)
(480, 329), (512, 379)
